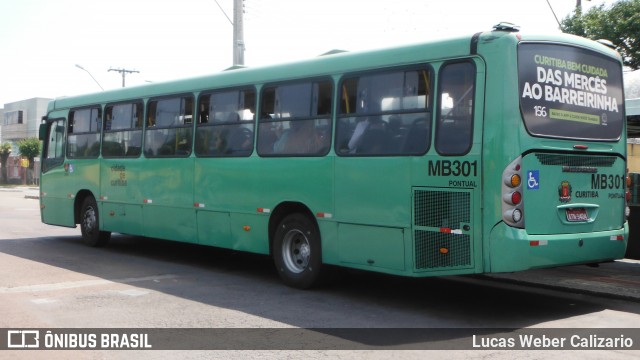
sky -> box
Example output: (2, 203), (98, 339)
(0, 0), (618, 107)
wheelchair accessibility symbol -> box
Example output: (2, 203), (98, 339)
(527, 170), (539, 190)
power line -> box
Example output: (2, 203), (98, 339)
(213, 0), (233, 25)
(545, 0), (562, 29)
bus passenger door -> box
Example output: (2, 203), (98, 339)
(40, 117), (76, 227)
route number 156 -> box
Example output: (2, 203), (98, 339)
(534, 106), (547, 117)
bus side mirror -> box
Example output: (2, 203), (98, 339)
(39, 123), (47, 141)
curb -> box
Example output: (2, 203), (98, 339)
(478, 260), (640, 303)
(479, 273), (640, 303)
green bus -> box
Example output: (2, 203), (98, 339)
(39, 24), (629, 288)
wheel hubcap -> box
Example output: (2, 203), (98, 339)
(83, 206), (96, 234)
(281, 229), (310, 274)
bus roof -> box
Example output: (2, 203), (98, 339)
(48, 30), (621, 112)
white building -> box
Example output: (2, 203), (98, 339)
(0, 97), (52, 183)
(1, 97), (52, 151)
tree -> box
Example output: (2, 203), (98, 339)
(0, 143), (11, 184)
(18, 138), (41, 185)
(560, 0), (640, 70)
(17, 137), (41, 170)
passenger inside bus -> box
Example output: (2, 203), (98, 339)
(348, 116), (387, 154)
(284, 120), (324, 154)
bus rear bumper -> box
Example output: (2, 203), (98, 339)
(488, 222), (628, 273)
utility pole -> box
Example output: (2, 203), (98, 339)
(108, 67), (140, 87)
(233, 0), (245, 66)
(576, 0), (591, 14)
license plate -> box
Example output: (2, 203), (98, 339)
(566, 208), (589, 222)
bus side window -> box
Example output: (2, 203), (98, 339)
(257, 80), (332, 157)
(336, 67), (432, 156)
(67, 107), (101, 158)
(435, 61), (475, 156)
(145, 96), (194, 157)
(102, 101), (143, 158)
(195, 89), (255, 157)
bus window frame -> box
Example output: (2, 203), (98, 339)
(257, 77), (334, 158)
(67, 105), (102, 159)
(102, 100), (144, 158)
(335, 64), (434, 157)
(144, 93), (195, 158)
(195, 86), (256, 158)
(434, 59), (477, 157)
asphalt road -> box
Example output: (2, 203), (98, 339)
(1, 187), (640, 359)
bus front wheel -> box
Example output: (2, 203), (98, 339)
(80, 196), (111, 247)
(273, 213), (322, 289)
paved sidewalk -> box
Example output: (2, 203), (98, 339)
(484, 259), (640, 301)
(24, 188), (39, 199)
(0, 186), (39, 199)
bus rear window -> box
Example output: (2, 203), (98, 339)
(518, 43), (624, 141)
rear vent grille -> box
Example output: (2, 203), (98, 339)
(415, 231), (471, 269)
(413, 189), (472, 270)
(535, 153), (615, 167)
(414, 190), (469, 228)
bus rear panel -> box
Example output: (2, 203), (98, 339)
(488, 39), (627, 272)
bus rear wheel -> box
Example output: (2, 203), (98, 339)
(273, 213), (322, 289)
(80, 196), (111, 247)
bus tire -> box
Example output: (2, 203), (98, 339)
(273, 213), (322, 289)
(80, 196), (111, 247)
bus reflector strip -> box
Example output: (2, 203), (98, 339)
(257, 208), (271, 213)
(194, 203), (205, 208)
(316, 212), (333, 218)
(530, 240), (548, 246)
(143, 199), (153, 204)
(610, 235), (624, 241)
(439, 228), (462, 235)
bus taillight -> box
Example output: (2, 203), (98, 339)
(502, 190), (522, 205)
(502, 157), (525, 228)
(511, 191), (522, 205)
(511, 209), (523, 222)
(509, 174), (521, 187)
